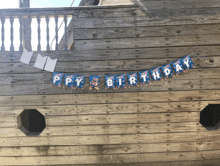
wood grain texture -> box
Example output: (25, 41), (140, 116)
(2, 150), (220, 165)
(0, 56), (218, 75)
(77, 6), (145, 18)
(44, 112), (199, 126)
(7, 159), (220, 166)
(73, 35), (220, 50)
(1, 90), (220, 106)
(1, 46), (220, 62)
(74, 14), (220, 29)
(138, 0), (220, 10)
(1, 131), (220, 146)
(2, 140), (220, 156)
(74, 24), (220, 40)
(0, 100), (209, 116)
(0, 122), (204, 137)
(2, 2), (220, 166)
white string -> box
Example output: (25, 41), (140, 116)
(50, 0), (76, 49)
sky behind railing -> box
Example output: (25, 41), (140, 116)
(0, 0), (81, 51)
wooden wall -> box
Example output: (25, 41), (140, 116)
(1, 1), (220, 165)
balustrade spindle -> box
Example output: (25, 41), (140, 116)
(28, 16), (32, 51)
(46, 16), (50, 51)
(1, 17), (5, 51)
(55, 15), (58, 50)
(10, 17), (14, 51)
(19, 16), (23, 51)
(37, 16), (41, 51)
(64, 15), (68, 50)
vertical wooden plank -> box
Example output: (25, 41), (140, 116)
(19, 16), (23, 51)
(37, 16), (41, 51)
(28, 16), (32, 51)
(46, 16), (50, 51)
(10, 17), (14, 51)
(1, 17), (5, 51)
(64, 15), (68, 50)
(55, 15), (58, 50)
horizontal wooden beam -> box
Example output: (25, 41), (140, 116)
(0, 90), (220, 106)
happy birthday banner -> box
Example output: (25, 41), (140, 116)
(51, 55), (195, 90)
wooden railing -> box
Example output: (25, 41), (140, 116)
(0, 7), (75, 51)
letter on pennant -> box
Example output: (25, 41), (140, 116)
(51, 72), (63, 87)
(105, 75), (115, 90)
(161, 64), (174, 79)
(127, 73), (138, 88)
(171, 59), (185, 75)
(75, 75), (85, 90)
(64, 74), (75, 89)
(181, 55), (195, 71)
(116, 74), (126, 89)
(150, 67), (163, 82)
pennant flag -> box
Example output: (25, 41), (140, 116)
(181, 55), (195, 71)
(44, 57), (57, 72)
(116, 74), (126, 89)
(150, 67), (163, 82)
(171, 59), (185, 76)
(127, 73), (138, 88)
(75, 75), (85, 90)
(51, 72), (63, 87)
(20, 49), (33, 65)
(34, 54), (48, 70)
(105, 75), (115, 90)
(64, 74), (75, 89)
(89, 75), (99, 90)
(138, 70), (151, 86)
(161, 64), (174, 80)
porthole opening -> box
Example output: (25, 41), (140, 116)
(17, 109), (46, 136)
(200, 104), (220, 130)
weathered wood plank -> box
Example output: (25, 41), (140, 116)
(74, 14), (220, 29)
(79, 160), (220, 166)
(0, 116), (17, 127)
(0, 122), (204, 137)
(167, 131), (220, 143)
(0, 46), (219, 62)
(74, 35), (220, 50)
(0, 144), (167, 156)
(1, 78), (220, 95)
(1, 140), (220, 156)
(74, 24), (220, 39)
(0, 5), (138, 18)
(138, 0), (220, 10)
(2, 90), (220, 106)
(0, 56), (218, 74)
(0, 101), (208, 116)
(45, 112), (199, 126)
(2, 150), (220, 165)
(0, 134), (140, 146)
(6, 160), (220, 166)
(77, 7), (146, 18)
(2, 130), (220, 146)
